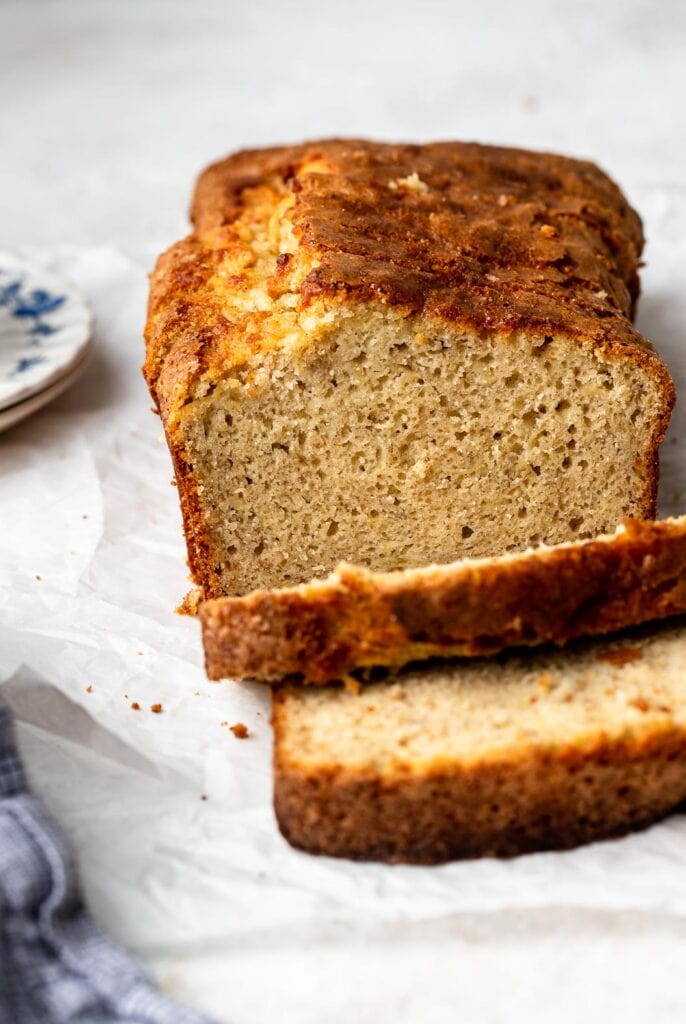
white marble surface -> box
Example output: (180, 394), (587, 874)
(2, 2), (686, 1021)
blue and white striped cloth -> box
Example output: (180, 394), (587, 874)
(0, 700), (215, 1024)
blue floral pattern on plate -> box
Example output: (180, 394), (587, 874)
(0, 253), (92, 411)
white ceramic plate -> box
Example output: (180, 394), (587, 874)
(0, 350), (91, 434)
(0, 251), (93, 411)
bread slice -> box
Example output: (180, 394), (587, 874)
(273, 620), (686, 863)
(144, 140), (674, 599)
(201, 516), (686, 682)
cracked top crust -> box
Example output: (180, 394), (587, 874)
(144, 138), (665, 426)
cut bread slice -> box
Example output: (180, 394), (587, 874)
(273, 619), (686, 863)
(201, 516), (686, 683)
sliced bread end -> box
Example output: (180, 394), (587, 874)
(273, 621), (686, 863)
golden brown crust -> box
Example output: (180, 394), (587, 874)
(201, 517), (686, 683)
(167, 432), (224, 598)
(143, 139), (675, 597)
(190, 139), (645, 313)
(145, 138), (667, 409)
(273, 711), (686, 863)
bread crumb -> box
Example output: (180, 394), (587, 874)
(35, 575), (41, 581)
(201, 794), (208, 801)
(388, 172), (428, 194)
(82, 514), (88, 519)
(230, 722), (249, 738)
(85, 685), (93, 693)
(597, 648), (642, 666)
(177, 588), (202, 617)
(131, 702), (141, 711)
(343, 675), (361, 695)
(539, 224), (557, 238)
(150, 703), (163, 714)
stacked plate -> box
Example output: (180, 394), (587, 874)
(0, 252), (93, 434)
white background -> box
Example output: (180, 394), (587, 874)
(2, 1), (686, 1021)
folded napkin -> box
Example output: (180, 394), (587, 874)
(0, 700), (214, 1024)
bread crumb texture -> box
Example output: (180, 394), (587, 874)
(273, 620), (686, 862)
(144, 139), (673, 598)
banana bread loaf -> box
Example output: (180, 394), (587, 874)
(144, 139), (674, 599)
(201, 515), (686, 682)
(273, 619), (686, 862)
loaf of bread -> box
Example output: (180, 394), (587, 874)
(201, 515), (686, 682)
(273, 619), (686, 862)
(144, 140), (674, 599)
